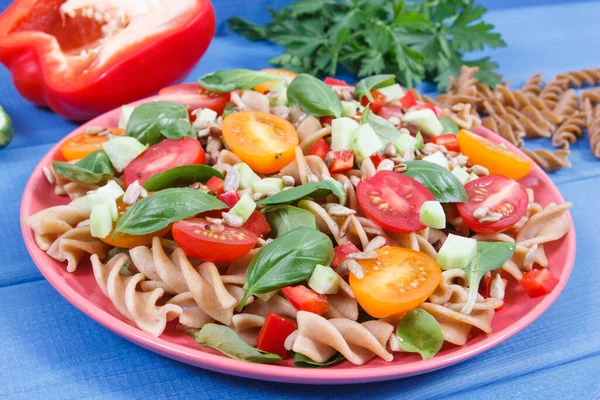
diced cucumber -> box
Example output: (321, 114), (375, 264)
(350, 124), (384, 162)
(86, 193), (118, 221)
(196, 108), (218, 123)
(228, 194), (256, 223)
(0, 106), (14, 148)
(415, 132), (424, 150)
(439, 118), (459, 134)
(268, 80), (288, 106)
(252, 178), (284, 194)
(422, 151), (449, 169)
(118, 105), (136, 129)
(331, 117), (359, 151)
(308, 264), (340, 294)
(102, 136), (146, 172)
(467, 172), (479, 182)
(377, 84), (406, 103)
(401, 109), (444, 137)
(68, 196), (90, 211)
(394, 134), (417, 154)
(341, 101), (358, 117)
(90, 203), (113, 238)
(451, 166), (469, 184)
(420, 200), (446, 229)
(234, 163), (261, 189)
(436, 234), (477, 271)
(256, 290), (278, 302)
(95, 180), (125, 199)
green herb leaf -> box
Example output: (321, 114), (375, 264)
(360, 107), (401, 145)
(262, 205), (317, 237)
(396, 308), (444, 360)
(403, 160), (468, 203)
(238, 227), (333, 309)
(293, 352), (345, 368)
(439, 118), (460, 134)
(52, 150), (114, 184)
(126, 101), (190, 145)
(354, 74), (395, 102)
(104, 247), (132, 275)
(198, 69), (285, 93)
(287, 74), (343, 118)
(113, 188), (227, 236)
(256, 180), (346, 206)
(227, 17), (267, 41)
(142, 165), (224, 191)
(189, 324), (282, 364)
(159, 119), (196, 140)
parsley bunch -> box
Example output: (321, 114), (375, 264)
(228, 0), (506, 91)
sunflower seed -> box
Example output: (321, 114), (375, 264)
(471, 164), (490, 176)
(339, 216), (353, 238)
(522, 244), (538, 271)
(328, 205), (356, 217)
(342, 259), (364, 279)
(84, 126), (105, 135)
(393, 163), (407, 173)
(364, 236), (386, 252)
(472, 207), (489, 219)
(384, 142), (397, 157)
(479, 212), (503, 223)
(348, 251), (378, 261)
(387, 116), (401, 125)
(222, 212), (244, 227)
(205, 217), (222, 225)
(252, 192), (266, 201)
(377, 159), (395, 172)
(42, 166), (55, 185)
(350, 175), (361, 188)
(123, 180), (142, 205)
(223, 167), (240, 192)
(281, 175), (295, 186)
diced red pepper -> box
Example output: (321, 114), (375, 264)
(416, 100), (442, 117)
(217, 190), (239, 208)
(281, 286), (329, 316)
(242, 210), (271, 238)
(205, 176), (225, 195)
(324, 77), (350, 86)
(431, 134), (460, 152)
(332, 243), (360, 268)
(519, 268), (560, 298)
(309, 139), (332, 160)
(255, 312), (297, 358)
(399, 91), (417, 108)
(369, 153), (387, 168)
(320, 116), (334, 126)
(329, 150), (354, 173)
(377, 105), (404, 120)
(360, 90), (386, 114)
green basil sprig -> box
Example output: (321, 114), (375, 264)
(360, 107), (401, 145)
(142, 165), (224, 191)
(52, 150), (114, 184)
(262, 205), (316, 237)
(294, 352), (345, 368)
(439, 118), (460, 134)
(287, 74), (344, 118)
(238, 227), (334, 309)
(188, 324), (282, 364)
(113, 188), (226, 237)
(126, 101), (192, 145)
(403, 160), (468, 203)
(198, 69), (285, 93)
(461, 241), (515, 314)
(396, 308), (444, 360)
(257, 180), (346, 206)
(354, 74), (395, 102)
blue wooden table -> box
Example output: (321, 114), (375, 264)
(1, 1), (599, 399)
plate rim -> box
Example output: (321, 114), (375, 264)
(19, 96), (576, 384)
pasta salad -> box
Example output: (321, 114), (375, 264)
(24, 69), (572, 367)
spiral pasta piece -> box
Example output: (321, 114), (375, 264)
(540, 77), (570, 109)
(45, 226), (109, 272)
(481, 116), (523, 147)
(522, 148), (571, 172)
(521, 72), (545, 95)
(23, 205), (91, 250)
(553, 89), (579, 122)
(231, 314), (266, 346)
(552, 112), (586, 147)
(556, 68), (600, 88)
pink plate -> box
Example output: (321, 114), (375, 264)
(20, 96), (576, 384)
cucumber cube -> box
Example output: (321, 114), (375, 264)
(196, 108), (218, 123)
(451, 166), (469, 184)
(95, 180), (125, 199)
(229, 194), (256, 223)
(341, 101), (358, 117)
(401, 109), (444, 137)
(102, 136), (146, 172)
(394, 134), (417, 154)
(252, 178), (284, 194)
(68, 196), (90, 212)
(436, 234), (477, 271)
(350, 124), (384, 162)
(439, 118), (459, 134)
(331, 117), (359, 151)
(234, 163), (261, 189)
(86, 193), (118, 221)
(467, 172), (479, 182)
(420, 200), (446, 229)
(422, 151), (449, 169)
(90, 203), (113, 238)
(268, 80), (288, 106)
(308, 264), (340, 294)
(118, 105), (136, 129)
(377, 84), (406, 103)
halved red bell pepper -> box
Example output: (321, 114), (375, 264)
(309, 138), (331, 160)
(255, 312), (296, 358)
(0, 0), (215, 120)
(281, 286), (329, 316)
(520, 268), (559, 298)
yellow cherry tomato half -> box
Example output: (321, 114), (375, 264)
(349, 246), (441, 318)
(254, 68), (297, 94)
(457, 129), (533, 180)
(60, 128), (125, 161)
(222, 111), (299, 174)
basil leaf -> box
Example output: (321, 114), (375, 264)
(294, 352), (345, 368)
(396, 308), (444, 360)
(142, 165), (224, 191)
(104, 247), (132, 275)
(198, 69), (285, 93)
(113, 188), (227, 236)
(238, 227), (334, 309)
(52, 150), (114, 184)
(257, 180), (346, 206)
(126, 101), (190, 145)
(287, 74), (343, 118)
(360, 107), (401, 145)
(160, 118), (196, 140)
(439, 118), (459, 134)
(188, 324), (282, 364)
(354, 74), (395, 102)
(461, 241), (515, 314)
(415, 132), (424, 150)
(262, 205), (317, 237)
(403, 160), (468, 203)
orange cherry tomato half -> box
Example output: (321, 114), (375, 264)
(59, 128), (125, 161)
(350, 246), (441, 318)
(254, 68), (297, 94)
(172, 218), (257, 263)
(159, 83), (229, 114)
(222, 111), (299, 174)
(457, 129), (532, 180)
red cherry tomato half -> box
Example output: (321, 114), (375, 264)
(360, 90), (386, 114)
(172, 218), (257, 263)
(205, 176), (225, 195)
(519, 268), (559, 298)
(324, 77), (350, 86)
(377, 105), (404, 120)
(357, 171), (435, 233)
(399, 91), (417, 108)
(242, 210), (271, 238)
(332, 242), (360, 268)
(309, 138), (332, 160)
(457, 175), (528, 233)
(124, 138), (205, 187)
(281, 286), (329, 316)
(159, 83), (229, 114)
(255, 312), (297, 358)
(369, 153), (387, 169)
(430, 134), (460, 152)
(217, 190), (239, 208)
(329, 150), (354, 173)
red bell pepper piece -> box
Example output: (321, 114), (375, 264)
(255, 312), (297, 358)
(309, 138), (332, 160)
(0, 0), (215, 120)
(217, 190), (239, 208)
(431, 134), (460, 152)
(332, 243), (360, 268)
(399, 91), (417, 108)
(324, 77), (350, 86)
(205, 176), (225, 196)
(242, 210), (271, 238)
(320, 116), (334, 126)
(519, 268), (560, 298)
(329, 150), (354, 173)
(360, 90), (386, 114)
(281, 286), (329, 316)
(369, 153), (387, 168)
(377, 105), (404, 120)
